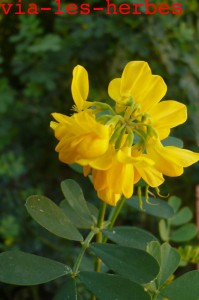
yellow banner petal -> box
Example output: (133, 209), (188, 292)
(71, 65), (89, 110)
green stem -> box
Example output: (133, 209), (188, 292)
(72, 230), (96, 275)
(151, 294), (158, 300)
(92, 202), (107, 300)
(72, 202), (107, 277)
(108, 196), (126, 229)
(30, 286), (39, 300)
(95, 202), (107, 272)
(102, 196), (126, 243)
(97, 201), (107, 229)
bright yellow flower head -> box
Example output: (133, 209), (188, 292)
(91, 146), (164, 206)
(108, 61), (187, 140)
(51, 61), (199, 206)
(50, 110), (110, 166)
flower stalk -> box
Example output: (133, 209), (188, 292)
(72, 230), (97, 276)
(94, 201), (107, 274)
(102, 196), (126, 244)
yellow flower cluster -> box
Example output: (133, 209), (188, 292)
(51, 61), (199, 206)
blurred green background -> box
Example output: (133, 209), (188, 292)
(0, 0), (199, 299)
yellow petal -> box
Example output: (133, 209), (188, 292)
(108, 78), (122, 103)
(120, 61), (167, 111)
(92, 169), (108, 191)
(120, 61), (150, 97)
(71, 65), (89, 110)
(107, 154), (134, 198)
(135, 161), (164, 187)
(89, 146), (114, 170)
(79, 134), (109, 158)
(121, 163), (134, 198)
(147, 140), (199, 177)
(106, 162), (123, 194)
(58, 146), (78, 164)
(97, 188), (121, 206)
(147, 144), (183, 176)
(134, 169), (141, 184)
(50, 121), (59, 130)
(52, 110), (110, 165)
(163, 146), (199, 167)
(149, 100), (187, 140)
(51, 112), (70, 124)
(83, 165), (90, 176)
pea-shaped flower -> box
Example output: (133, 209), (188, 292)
(108, 60), (187, 140)
(50, 110), (110, 166)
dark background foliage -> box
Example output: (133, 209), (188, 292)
(0, 0), (199, 298)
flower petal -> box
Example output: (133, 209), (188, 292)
(135, 160), (164, 187)
(83, 165), (90, 176)
(51, 111), (110, 165)
(51, 112), (70, 124)
(107, 154), (134, 198)
(121, 164), (134, 198)
(89, 146), (114, 170)
(120, 61), (167, 110)
(163, 146), (199, 167)
(97, 188), (121, 206)
(147, 140), (199, 177)
(120, 61), (150, 97)
(71, 65), (89, 110)
(92, 169), (108, 191)
(108, 78), (122, 103)
(149, 100), (187, 140)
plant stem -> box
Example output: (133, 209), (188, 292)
(108, 196), (126, 229)
(92, 202), (107, 300)
(72, 202), (107, 276)
(97, 201), (107, 229)
(102, 196), (126, 243)
(72, 230), (96, 275)
(30, 286), (39, 300)
(95, 201), (107, 272)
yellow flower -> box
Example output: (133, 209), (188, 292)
(71, 65), (92, 111)
(92, 146), (164, 206)
(50, 61), (199, 206)
(50, 110), (110, 166)
(146, 138), (199, 177)
(108, 61), (187, 140)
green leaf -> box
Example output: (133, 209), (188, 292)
(147, 242), (180, 288)
(79, 272), (150, 300)
(87, 202), (99, 221)
(103, 226), (158, 250)
(170, 207), (193, 226)
(53, 277), (77, 300)
(60, 200), (92, 229)
(160, 270), (199, 300)
(127, 196), (174, 219)
(0, 251), (70, 285)
(61, 179), (93, 225)
(26, 195), (83, 241)
(60, 200), (98, 229)
(168, 196), (181, 213)
(162, 136), (184, 148)
(158, 243), (180, 287)
(159, 219), (170, 242)
(171, 223), (198, 242)
(90, 243), (159, 284)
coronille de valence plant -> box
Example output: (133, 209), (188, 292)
(50, 61), (199, 206)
